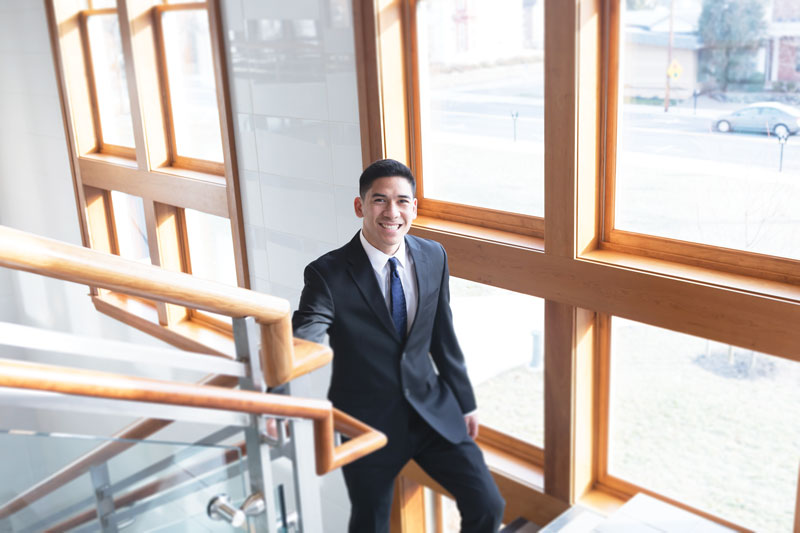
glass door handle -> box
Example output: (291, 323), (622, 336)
(207, 492), (266, 528)
(207, 493), (246, 528)
(241, 492), (266, 516)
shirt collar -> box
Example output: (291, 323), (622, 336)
(359, 230), (408, 273)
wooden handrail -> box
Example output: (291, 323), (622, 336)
(795, 463), (800, 533)
(0, 357), (386, 517)
(0, 225), (331, 387)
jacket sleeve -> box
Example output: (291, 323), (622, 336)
(292, 263), (335, 344)
(428, 245), (477, 414)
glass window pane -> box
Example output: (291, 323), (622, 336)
(609, 317), (800, 532)
(614, 1), (800, 259)
(184, 208), (237, 287)
(87, 14), (135, 148)
(162, 9), (224, 163)
(89, 0), (115, 9)
(110, 191), (149, 263)
(415, 0), (544, 216)
(184, 209), (237, 325)
(450, 277), (544, 446)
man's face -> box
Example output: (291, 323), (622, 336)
(354, 176), (417, 255)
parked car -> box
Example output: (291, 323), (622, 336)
(713, 102), (800, 138)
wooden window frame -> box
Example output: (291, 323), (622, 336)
(372, 0), (546, 238)
(152, 1), (225, 175)
(599, 1), (800, 287)
(46, 0), (248, 355)
(357, 0), (800, 531)
(78, 6), (137, 158)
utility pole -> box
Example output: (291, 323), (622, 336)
(664, 0), (675, 112)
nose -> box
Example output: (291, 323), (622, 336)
(385, 201), (399, 217)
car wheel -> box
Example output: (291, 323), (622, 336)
(717, 120), (731, 133)
(774, 124), (789, 138)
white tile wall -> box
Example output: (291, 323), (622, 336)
(236, 114), (260, 172)
(330, 122), (363, 186)
(0, 2), (78, 243)
(221, 2), (363, 526)
(244, 223), (270, 280)
(223, 0), (363, 298)
(261, 172), (338, 242)
(326, 72), (359, 123)
(242, 0), (322, 21)
(239, 170), (264, 226)
(264, 229), (338, 291)
(253, 80), (329, 121)
(254, 116), (334, 181)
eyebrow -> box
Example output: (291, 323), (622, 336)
(370, 193), (412, 200)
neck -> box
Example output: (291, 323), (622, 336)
(361, 230), (400, 256)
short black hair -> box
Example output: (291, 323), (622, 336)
(359, 159), (416, 198)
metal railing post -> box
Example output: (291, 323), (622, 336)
(286, 374), (324, 533)
(234, 317), (279, 533)
(88, 463), (118, 533)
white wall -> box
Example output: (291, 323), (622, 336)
(223, 0), (363, 310)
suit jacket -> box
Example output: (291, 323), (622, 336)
(292, 232), (476, 453)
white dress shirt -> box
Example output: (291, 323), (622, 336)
(359, 231), (418, 334)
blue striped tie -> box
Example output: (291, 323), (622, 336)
(388, 257), (407, 338)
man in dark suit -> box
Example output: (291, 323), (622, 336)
(292, 159), (504, 532)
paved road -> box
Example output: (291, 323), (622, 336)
(429, 95), (800, 175)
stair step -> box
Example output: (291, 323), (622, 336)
(500, 517), (542, 532)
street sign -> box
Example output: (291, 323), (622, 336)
(667, 59), (682, 80)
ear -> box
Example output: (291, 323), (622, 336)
(354, 196), (364, 218)
(411, 197), (418, 220)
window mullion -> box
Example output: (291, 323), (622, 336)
(141, 199), (169, 325)
(83, 186), (118, 298)
(119, 0), (171, 170)
(152, 4), (179, 169)
(595, 312), (612, 488)
(78, 12), (104, 153)
(115, 2), (150, 169)
(149, 202), (190, 326)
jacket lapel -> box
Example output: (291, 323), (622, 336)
(346, 233), (401, 342)
(405, 236), (430, 339)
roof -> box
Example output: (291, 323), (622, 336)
(624, 5), (702, 50)
(626, 28), (702, 49)
(745, 102), (800, 115)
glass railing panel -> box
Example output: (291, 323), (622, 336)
(0, 429), (248, 532)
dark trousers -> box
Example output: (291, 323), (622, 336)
(342, 406), (505, 533)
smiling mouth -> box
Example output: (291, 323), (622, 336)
(379, 223), (402, 230)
